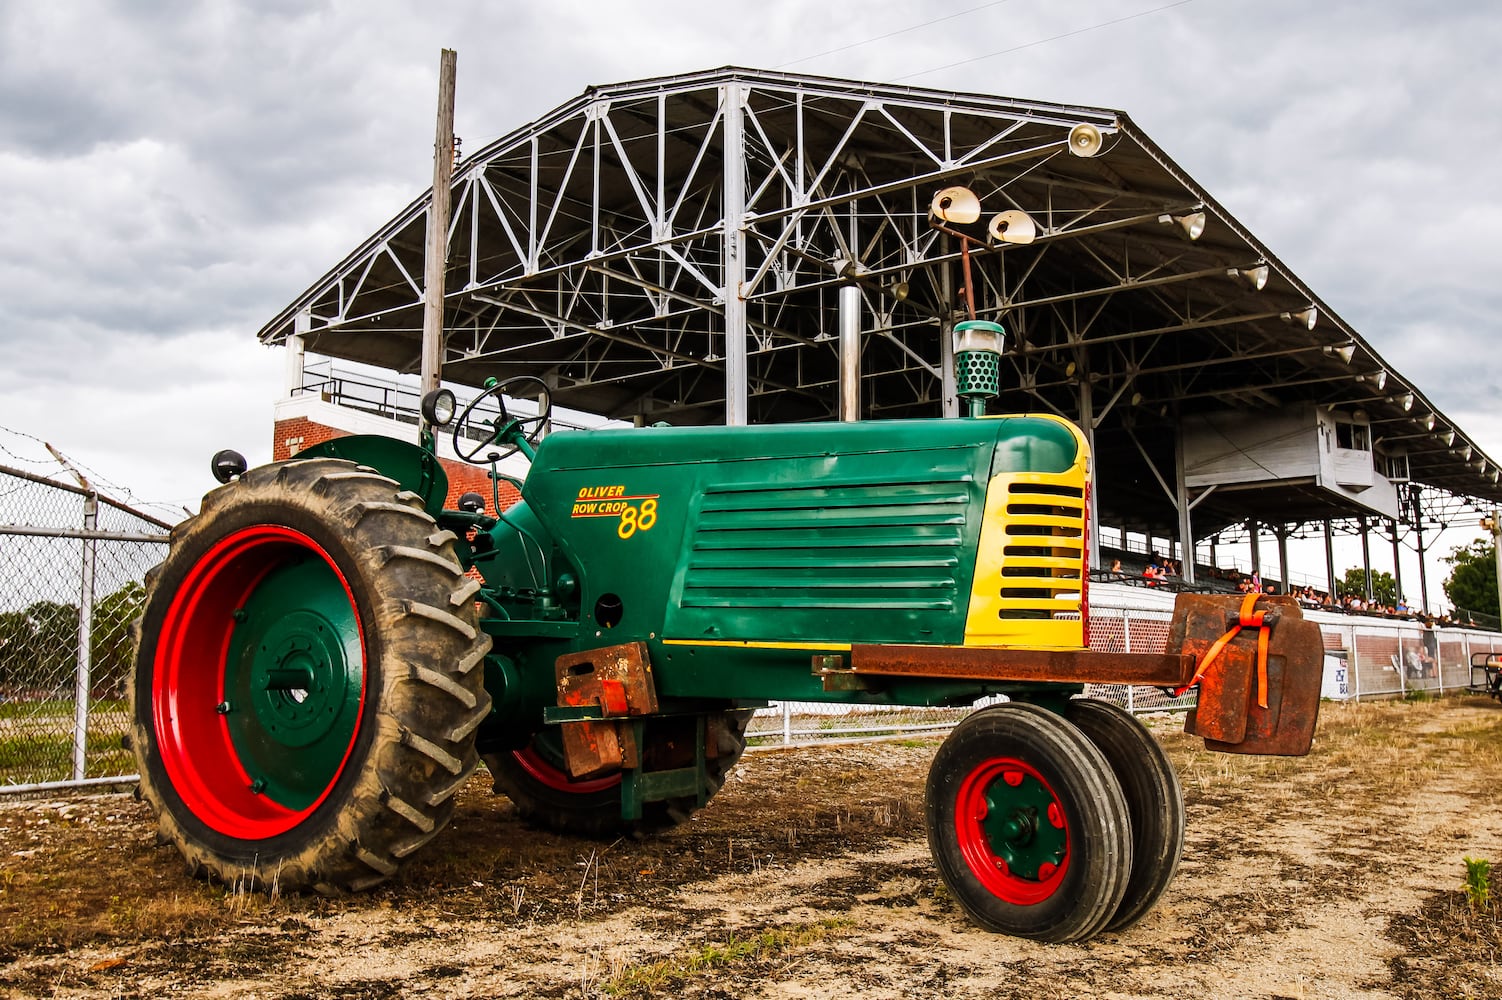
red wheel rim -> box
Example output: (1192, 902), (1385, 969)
(511, 744), (620, 794)
(152, 525), (367, 839)
(954, 756), (1071, 904)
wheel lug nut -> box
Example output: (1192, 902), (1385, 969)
(250, 778), (266, 794)
(216, 701), (232, 715)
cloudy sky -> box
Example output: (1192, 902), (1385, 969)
(1, 0), (1498, 592)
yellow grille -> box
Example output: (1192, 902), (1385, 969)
(964, 472), (1087, 649)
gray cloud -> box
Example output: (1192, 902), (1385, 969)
(0, 0), (1498, 537)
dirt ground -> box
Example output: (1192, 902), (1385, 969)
(3, 696), (1502, 999)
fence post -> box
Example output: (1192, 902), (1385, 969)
(782, 701), (791, 745)
(1349, 625), (1361, 701)
(72, 492), (98, 782)
(1435, 628), (1445, 695)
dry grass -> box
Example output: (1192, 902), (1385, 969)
(4, 699), (1502, 998)
(1388, 890), (1502, 999)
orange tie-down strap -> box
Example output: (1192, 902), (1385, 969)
(1172, 591), (1273, 708)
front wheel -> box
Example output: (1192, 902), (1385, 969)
(131, 458), (491, 892)
(925, 703), (1131, 943)
(1065, 698), (1185, 932)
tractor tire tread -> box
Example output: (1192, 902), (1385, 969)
(378, 544), (465, 574)
(1065, 698), (1186, 933)
(381, 791), (438, 834)
(410, 665), (480, 709)
(395, 599), (479, 642)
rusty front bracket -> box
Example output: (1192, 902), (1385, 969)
(552, 642), (660, 779)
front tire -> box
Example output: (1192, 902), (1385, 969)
(1065, 698), (1185, 932)
(925, 703), (1131, 943)
(131, 458), (491, 892)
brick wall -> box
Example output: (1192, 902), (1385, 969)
(273, 416), (521, 513)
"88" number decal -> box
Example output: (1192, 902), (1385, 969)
(617, 497), (659, 539)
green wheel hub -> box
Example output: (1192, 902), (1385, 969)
(975, 767), (1067, 880)
(955, 755), (1072, 904)
(223, 557), (363, 812)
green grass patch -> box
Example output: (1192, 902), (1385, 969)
(1465, 857), (1492, 910)
(0, 699), (127, 720)
(0, 730), (133, 785)
(604, 918), (854, 997)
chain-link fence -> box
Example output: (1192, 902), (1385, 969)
(0, 463), (170, 792)
(5, 509), (1501, 787)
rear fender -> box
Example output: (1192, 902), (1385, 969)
(297, 435), (448, 517)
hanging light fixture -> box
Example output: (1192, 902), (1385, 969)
(1322, 342), (1355, 364)
(1281, 307), (1319, 330)
(929, 186), (981, 225)
(987, 209), (1037, 245)
(1228, 264), (1269, 290)
(1067, 123), (1105, 157)
(1159, 211), (1206, 240)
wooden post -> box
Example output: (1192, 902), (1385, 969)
(420, 48), (457, 421)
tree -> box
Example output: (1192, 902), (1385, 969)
(91, 580), (146, 699)
(1443, 539), (1498, 619)
(0, 600), (79, 695)
(1337, 567), (1397, 607)
(0, 581), (145, 699)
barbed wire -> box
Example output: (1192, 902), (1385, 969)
(0, 423), (184, 522)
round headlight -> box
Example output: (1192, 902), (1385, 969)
(421, 388), (457, 427)
(210, 449), (248, 484)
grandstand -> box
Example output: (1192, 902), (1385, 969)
(255, 67), (1502, 615)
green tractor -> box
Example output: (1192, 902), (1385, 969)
(131, 324), (1322, 942)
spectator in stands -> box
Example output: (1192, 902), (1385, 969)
(1143, 556), (1166, 586)
(1109, 559), (1123, 576)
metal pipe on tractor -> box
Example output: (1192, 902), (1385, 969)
(129, 185), (1323, 944)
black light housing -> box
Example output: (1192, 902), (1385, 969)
(211, 449), (248, 484)
(421, 388), (458, 427)
(457, 491), (486, 513)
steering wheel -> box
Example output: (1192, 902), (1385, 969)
(452, 375), (553, 464)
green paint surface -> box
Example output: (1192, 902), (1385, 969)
(223, 555), (363, 811)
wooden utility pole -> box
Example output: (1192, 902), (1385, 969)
(420, 48), (457, 415)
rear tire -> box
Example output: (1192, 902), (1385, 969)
(484, 710), (753, 836)
(131, 458), (491, 892)
(925, 703), (1131, 942)
(1065, 697), (1185, 932)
